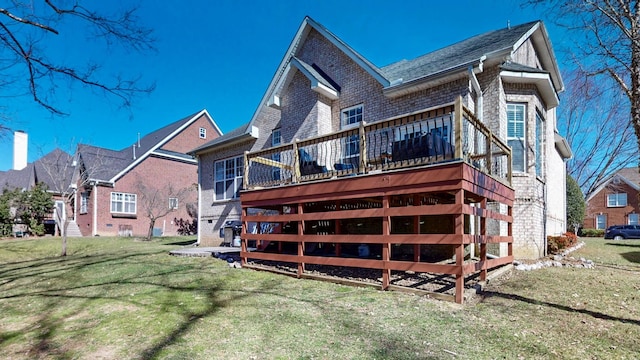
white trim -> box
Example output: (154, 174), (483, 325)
(109, 109), (217, 182)
(500, 70), (559, 108)
(586, 173), (640, 202)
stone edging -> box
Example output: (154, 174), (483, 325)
(513, 242), (595, 271)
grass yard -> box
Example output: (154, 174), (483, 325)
(0, 236), (638, 359)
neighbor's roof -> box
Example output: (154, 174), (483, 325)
(193, 18), (562, 154)
(586, 167), (640, 202)
(80, 110), (213, 183)
(0, 148), (73, 193)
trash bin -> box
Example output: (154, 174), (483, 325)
(221, 220), (242, 247)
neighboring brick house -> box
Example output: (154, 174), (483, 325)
(583, 167), (640, 230)
(73, 110), (221, 237)
(191, 17), (571, 259)
(0, 140), (74, 236)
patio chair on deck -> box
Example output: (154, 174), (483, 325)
(298, 148), (327, 176)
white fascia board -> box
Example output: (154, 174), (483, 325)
(201, 109), (224, 137)
(312, 82), (339, 100)
(500, 70), (559, 108)
(150, 151), (197, 164)
(109, 111), (205, 182)
(513, 22), (564, 93)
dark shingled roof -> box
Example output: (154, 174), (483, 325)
(380, 21), (540, 83)
(193, 20), (545, 154)
(0, 164), (34, 190)
(500, 62), (550, 74)
(79, 111), (201, 182)
(189, 124), (248, 154)
(0, 148), (73, 194)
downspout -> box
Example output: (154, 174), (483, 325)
(92, 184), (98, 236)
(468, 59), (484, 121)
(196, 154), (202, 246)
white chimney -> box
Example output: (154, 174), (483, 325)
(13, 130), (28, 170)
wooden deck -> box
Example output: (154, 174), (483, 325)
(239, 161), (514, 304)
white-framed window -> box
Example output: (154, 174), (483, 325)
(341, 105), (363, 163)
(215, 156), (244, 201)
(629, 213), (639, 225)
(111, 192), (136, 214)
(169, 197), (178, 210)
(535, 112), (543, 177)
(607, 193), (627, 207)
(507, 103), (526, 173)
(272, 128), (281, 181)
(80, 192), (88, 214)
(199, 127), (206, 139)
(596, 214), (607, 230)
(341, 104), (363, 128)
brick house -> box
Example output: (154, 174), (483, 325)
(191, 17), (571, 261)
(0, 139), (74, 236)
(583, 167), (640, 230)
(73, 110), (221, 237)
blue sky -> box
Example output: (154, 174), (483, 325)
(0, 0), (564, 171)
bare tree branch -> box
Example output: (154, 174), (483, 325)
(0, 0), (155, 127)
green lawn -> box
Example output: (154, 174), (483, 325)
(0, 236), (638, 359)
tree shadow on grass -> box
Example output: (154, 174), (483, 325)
(620, 251), (640, 264)
(164, 239), (197, 246)
(481, 290), (640, 326)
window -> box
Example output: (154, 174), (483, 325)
(341, 105), (363, 164)
(507, 103), (526, 172)
(272, 129), (281, 181)
(199, 127), (206, 139)
(607, 193), (627, 207)
(596, 214), (607, 230)
(341, 104), (363, 128)
(169, 197), (178, 210)
(80, 192), (88, 214)
(215, 156), (244, 201)
(111, 192), (136, 214)
(629, 213), (639, 225)
(535, 112), (543, 177)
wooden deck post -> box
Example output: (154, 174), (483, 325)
(455, 189), (465, 304)
(243, 151), (250, 190)
(382, 195), (391, 290)
(480, 198), (487, 282)
(454, 96), (464, 160)
(413, 194), (421, 262)
(359, 121), (367, 173)
(241, 207), (247, 266)
(292, 141), (300, 183)
(297, 202), (305, 277)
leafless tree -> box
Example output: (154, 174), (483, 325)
(527, 0), (640, 175)
(36, 143), (105, 256)
(0, 1), (155, 130)
(560, 69), (637, 198)
(136, 182), (196, 241)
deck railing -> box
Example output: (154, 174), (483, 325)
(244, 97), (512, 189)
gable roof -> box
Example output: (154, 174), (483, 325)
(586, 167), (640, 202)
(80, 109), (218, 183)
(193, 17), (563, 154)
(0, 164), (34, 191)
(0, 148), (73, 194)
